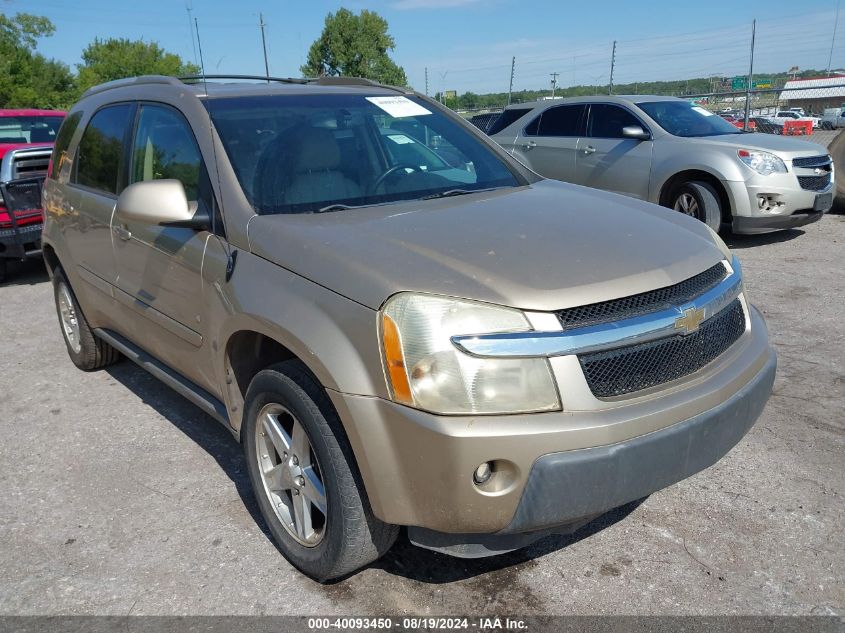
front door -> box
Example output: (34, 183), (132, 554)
(112, 103), (214, 358)
(576, 103), (653, 199)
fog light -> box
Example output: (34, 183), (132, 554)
(473, 462), (493, 485)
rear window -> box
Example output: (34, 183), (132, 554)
(74, 104), (134, 195)
(487, 108), (530, 135)
(0, 115), (64, 144)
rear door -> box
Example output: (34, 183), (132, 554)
(576, 103), (653, 199)
(510, 104), (586, 183)
(111, 103), (215, 355)
(66, 103), (135, 287)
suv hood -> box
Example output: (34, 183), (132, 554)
(247, 180), (725, 312)
(685, 132), (827, 156)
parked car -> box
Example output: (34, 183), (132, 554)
(821, 107), (845, 129)
(0, 109), (65, 281)
(749, 116), (786, 135)
(43, 75), (776, 581)
(490, 95), (834, 234)
(468, 111), (501, 134)
(771, 110), (820, 128)
(719, 114), (756, 130)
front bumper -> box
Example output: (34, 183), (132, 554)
(329, 305), (775, 537)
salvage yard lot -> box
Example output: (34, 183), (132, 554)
(0, 212), (843, 616)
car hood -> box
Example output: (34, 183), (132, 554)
(247, 180), (725, 312)
(686, 132), (827, 156)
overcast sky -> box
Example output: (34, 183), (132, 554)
(10, 0), (845, 94)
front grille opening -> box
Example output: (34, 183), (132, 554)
(797, 174), (831, 191)
(579, 299), (746, 398)
(792, 155), (831, 169)
(557, 263), (726, 330)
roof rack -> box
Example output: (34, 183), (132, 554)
(80, 75), (183, 99)
(179, 74), (308, 85)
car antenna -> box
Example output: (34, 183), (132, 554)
(195, 17), (237, 281)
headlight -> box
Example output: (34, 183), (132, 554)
(704, 224), (732, 260)
(381, 293), (560, 415)
(737, 149), (787, 176)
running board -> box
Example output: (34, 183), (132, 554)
(94, 328), (232, 431)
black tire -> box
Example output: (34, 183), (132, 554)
(0, 259), (6, 284)
(669, 181), (722, 232)
(243, 360), (398, 581)
(52, 268), (120, 371)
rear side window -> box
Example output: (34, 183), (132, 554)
(131, 104), (202, 200)
(487, 108), (530, 135)
(75, 104), (134, 195)
(588, 104), (642, 138)
(49, 111), (82, 181)
(536, 104), (586, 137)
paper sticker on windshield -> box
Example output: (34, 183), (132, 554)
(692, 106), (714, 117)
(387, 134), (414, 144)
(366, 96), (432, 118)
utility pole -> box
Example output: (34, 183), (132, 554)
(425, 67), (429, 96)
(186, 1), (198, 67)
(828, 0), (841, 76)
(609, 40), (617, 95)
(259, 13), (270, 82)
(744, 19), (756, 131)
(550, 72), (559, 98)
(507, 56), (515, 105)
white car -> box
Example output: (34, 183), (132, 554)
(772, 110), (820, 128)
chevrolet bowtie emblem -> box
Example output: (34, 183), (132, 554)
(675, 306), (705, 335)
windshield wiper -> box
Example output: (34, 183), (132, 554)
(420, 186), (508, 201)
(315, 203), (358, 213)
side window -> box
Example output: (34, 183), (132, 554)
(588, 104), (643, 139)
(523, 114), (541, 136)
(75, 104), (133, 194)
(49, 111), (83, 181)
(536, 104), (586, 137)
(487, 108), (531, 135)
(131, 105), (202, 200)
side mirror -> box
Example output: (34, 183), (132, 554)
(622, 125), (650, 140)
(115, 179), (208, 230)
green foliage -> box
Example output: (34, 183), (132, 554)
(301, 8), (407, 86)
(76, 38), (200, 93)
(0, 12), (74, 109)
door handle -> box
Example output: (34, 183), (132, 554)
(114, 226), (132, 241)
(521, 141), (537, 150)
(583, 145), (597, 155)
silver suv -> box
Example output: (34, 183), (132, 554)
(490, 95), (834, 234)
(42, 75), (776, 581)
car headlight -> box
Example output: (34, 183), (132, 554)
(380, 293), (560, 415)
(737, 149), (787, 176)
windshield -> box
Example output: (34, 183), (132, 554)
(206, 94), (521, 215)
(0, 115), (64, 144)
(637, 101), (741, 137)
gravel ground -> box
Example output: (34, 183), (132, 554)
(0, 212), (843, 617)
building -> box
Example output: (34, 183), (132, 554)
(779, 74), (845, 113)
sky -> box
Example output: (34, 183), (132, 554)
(7, 0), (845, 95)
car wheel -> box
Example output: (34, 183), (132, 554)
(671, 181), (722, 232)
(243, 360), (398, 581)
(52, 268), (120, 370)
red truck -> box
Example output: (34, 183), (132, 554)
(0, 108), (66, 281)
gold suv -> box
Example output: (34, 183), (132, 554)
(42, 75), (776, 580)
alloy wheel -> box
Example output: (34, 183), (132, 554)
(255, 402), (327, 546)
(57, 282), (82, 354)
(674, 192), (700, 219)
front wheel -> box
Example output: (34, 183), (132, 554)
(670, 181), (722, 232)
(243, 360), (398, 581)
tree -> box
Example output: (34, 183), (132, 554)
(76, 38), (199, 92)
(301, 8), (407, 86)
(0, 13), (74, 109)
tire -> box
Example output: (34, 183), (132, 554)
(0, 259), (6, 284)
(52, 267), (120, 371)
(243, 360), (398, 581)
(670, 181), (722, 232)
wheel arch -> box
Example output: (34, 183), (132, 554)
(658, 169), (733, 224)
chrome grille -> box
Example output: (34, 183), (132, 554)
(557, 263), (726, 330)
(797, 174), (831, 191)
(580, 299), (746, 398)
(792, 155), (831, 169)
